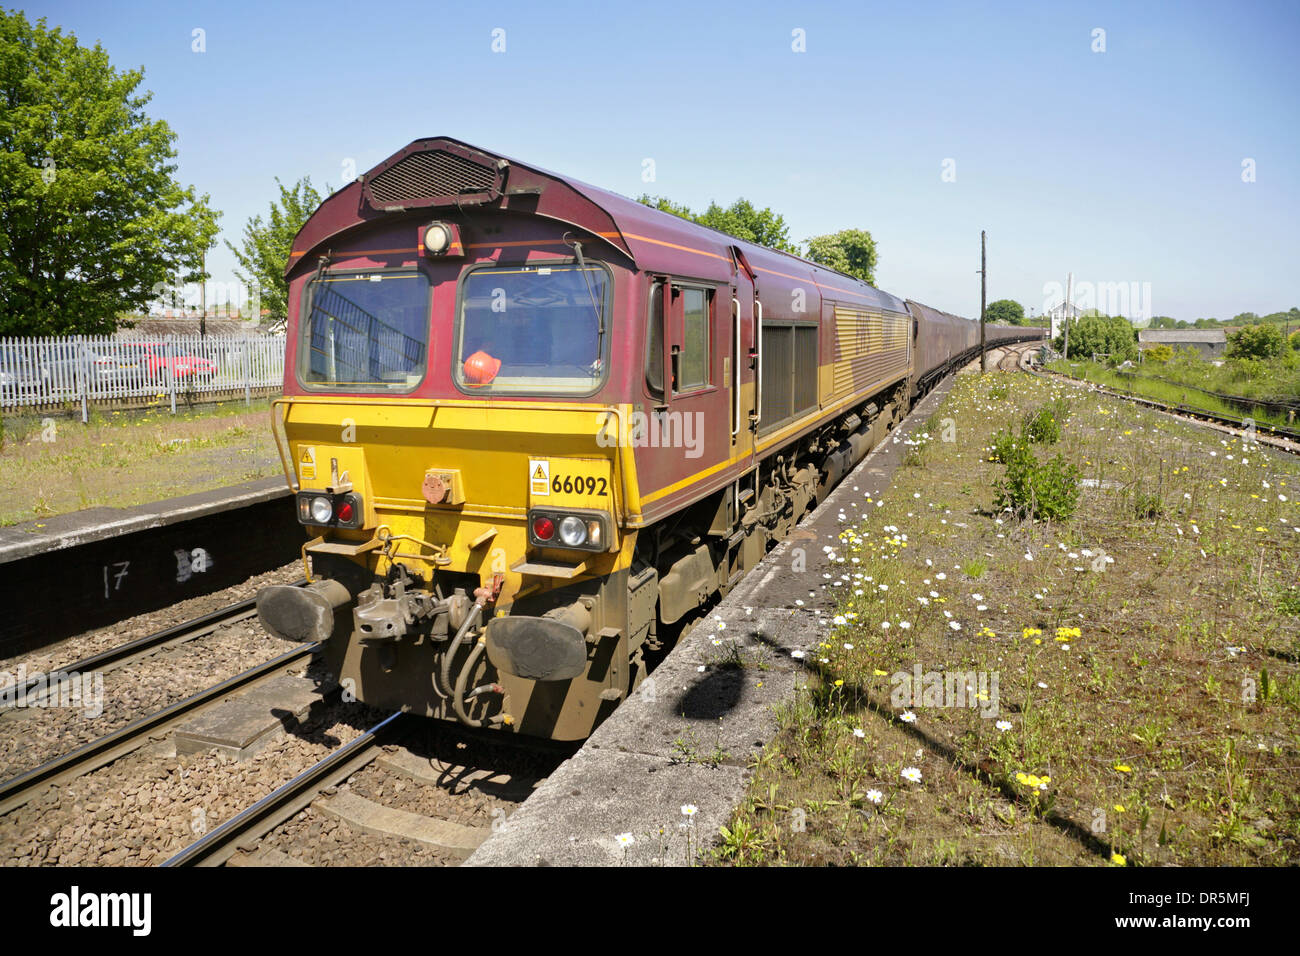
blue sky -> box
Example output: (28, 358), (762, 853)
(23, 0), (1300, 321)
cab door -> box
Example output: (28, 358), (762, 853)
(639, 277), (730, 514)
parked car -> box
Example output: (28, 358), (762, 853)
(0, 351), (49, 399)
(118, 342), (219, 384)
(35, 343), (125, 395)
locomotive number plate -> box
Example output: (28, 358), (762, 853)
(528, 458), (612, 506)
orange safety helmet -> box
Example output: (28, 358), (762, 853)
(463, 349), (502, 385)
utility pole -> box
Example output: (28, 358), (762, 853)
(1063, 271), (1073, 360)
(199, 247), (207, 340)
(979, 230), (987, 371)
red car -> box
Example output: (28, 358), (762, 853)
(120, 342), (218, 383)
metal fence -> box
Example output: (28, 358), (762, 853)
(0, 334), (286, 419)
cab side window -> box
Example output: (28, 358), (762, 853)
(678, 287), (710, 391)
(646, 281), (713, 398)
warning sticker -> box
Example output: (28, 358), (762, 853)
(529, 459), (550, 496)
(299, 445), (316, 481)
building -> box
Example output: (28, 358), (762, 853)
(1044, 300), (1087, 340)
(1137, 329), (1226, 359)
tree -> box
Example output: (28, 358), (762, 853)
(635, 195), (799, 254)
(696, 199), (797, 253)
(1232, 312), (1259, 325)
(984, 299), (1025, 326)
(1054, 314), (1138, 362)
(635, 194), (695, 222)
(1226, 323), (1285, 361)
(225, 176), (323, 325)
(804, 229), (878, 284)
(0, 10), (220, 335)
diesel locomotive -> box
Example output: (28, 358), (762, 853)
(256, 137), (1042, 740)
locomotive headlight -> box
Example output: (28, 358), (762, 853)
(309, 495), (334, 524)
(558, 515), (588, 547)
(423, 221), (454, 256)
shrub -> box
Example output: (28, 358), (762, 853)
(994, 444), (1081, 521)
(1054, 314), (1139, 363)
(988, 428), (1021, 463)
(1146, 344), (1174, 364)
(1226, 323), (1285, 361)
(1023, 398), (1070, 444)
(1131, 487), (1164, 519)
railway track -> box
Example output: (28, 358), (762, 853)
(0, 641), (319, 816)
(1033, 364), (1300, 456)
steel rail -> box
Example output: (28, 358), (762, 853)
(161, 711), (407, 867)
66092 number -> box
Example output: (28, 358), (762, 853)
(552, 474), (607, 496)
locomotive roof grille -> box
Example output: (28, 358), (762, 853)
(365, 149), (501, 208)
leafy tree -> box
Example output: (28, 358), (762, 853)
(804, 229), (878, 284)
(984, 298), (1025, 326)
(635, 194), (798, 254)
(696, 199), (797, 253)
(1193, 317), (1222, 328)
(1055, 314), (1138, 362)
(0, 10), (220, 335)
(1226, 323), (1285, 361)
(635, 194), (695, 222)
(1145, 344), (1174, 363)
(1232, 312), (1260, 325)
(1148, 315), (1178, 329)
(225, 176), (323, 324)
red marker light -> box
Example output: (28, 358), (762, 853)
(337, 501), (354, 523)
(532, 516), (555, 541)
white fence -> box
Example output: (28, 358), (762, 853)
(0, 334), (286, 419)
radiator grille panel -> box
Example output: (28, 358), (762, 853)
(366, 150), (498, 206)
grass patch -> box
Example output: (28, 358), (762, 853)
(0, 399), (282, 525)
(715, 369), (1300, 866)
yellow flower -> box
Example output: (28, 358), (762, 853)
(1110, 852), (1127, 866)
(1113, 804), (1125, 812)
(834, 679), (844, 687)
(1022, 627), (1042, 639)
(873, 669), (888, 677)
(1114, 764), (1132, 773)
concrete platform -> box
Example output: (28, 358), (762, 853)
(466, 375), (961, 866)
(0, 477), (302, 656)
(173, 674), (323, 759)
